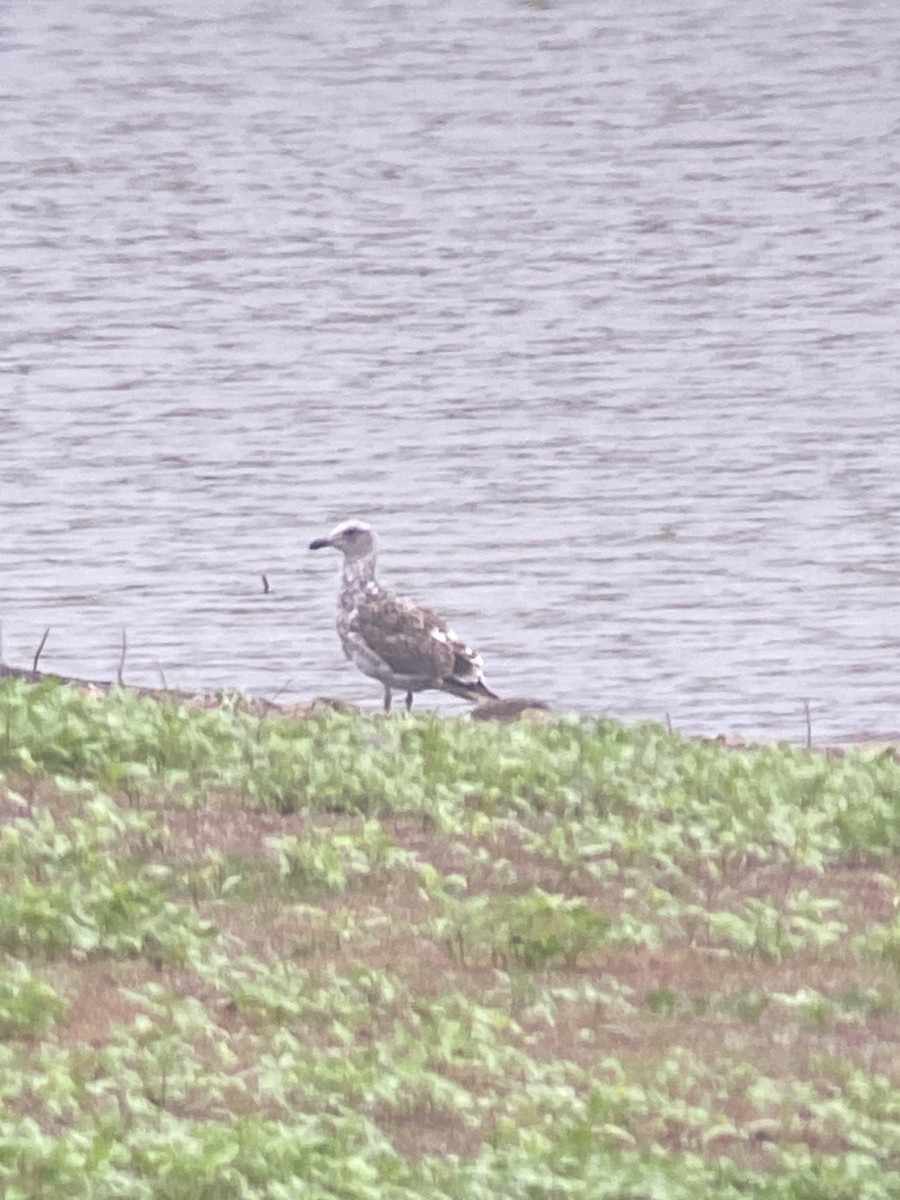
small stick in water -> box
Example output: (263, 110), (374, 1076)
(117, 628), (128, 687)
(803, 699), (812, 750)
(261, 573), (271, 594)
(32, 627), (50, 673)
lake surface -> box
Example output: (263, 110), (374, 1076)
(2, 0), (900, 741)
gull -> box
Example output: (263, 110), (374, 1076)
(309, 519), (499, 712)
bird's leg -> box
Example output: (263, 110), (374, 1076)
(405, 691), (414, 712)
(383, 685), (392, 714)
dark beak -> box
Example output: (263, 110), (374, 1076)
(309, 538), (332, 551)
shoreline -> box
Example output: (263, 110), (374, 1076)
(3, 660), (899, 754)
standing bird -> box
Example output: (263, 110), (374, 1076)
(309, 519), (498, 713)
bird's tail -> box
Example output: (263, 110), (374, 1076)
(441, 677), (499, 704)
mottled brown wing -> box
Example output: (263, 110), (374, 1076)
(351, 596), (455, 679)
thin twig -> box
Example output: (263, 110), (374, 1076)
(265, 679), (293, 705)
(32, 627), (50, 673)
(803, 699), (812, 750)
(261, 573), (270, 594)
(157, 664), (168, 690)
(117, 628), (127, 687)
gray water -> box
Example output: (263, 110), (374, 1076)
(2, 0), (900, 741)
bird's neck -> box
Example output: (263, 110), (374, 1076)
(341, 553), (377, 598)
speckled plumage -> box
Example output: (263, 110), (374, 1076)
(309, 520), (498, 712)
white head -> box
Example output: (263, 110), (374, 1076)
(309, 519), (377, 564)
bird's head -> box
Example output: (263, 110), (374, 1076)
(309, 519), (377, 563)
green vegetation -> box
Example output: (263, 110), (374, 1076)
(0, 676), (898, 1198)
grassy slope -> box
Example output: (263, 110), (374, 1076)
(0, 677), (898, 1198)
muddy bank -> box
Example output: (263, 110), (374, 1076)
(0, 661), (554, 726)
(3, 659), (898, 753)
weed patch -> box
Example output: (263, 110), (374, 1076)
(0, 680), (898, 1197)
